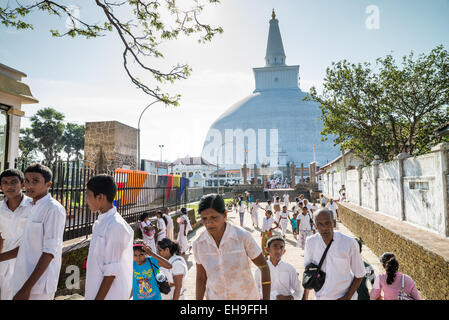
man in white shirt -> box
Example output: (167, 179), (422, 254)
(85, 174), (134, 300)
(303, 209), (365, 300)
(0, 169), (33, 300)
(326, 198), (339, 226)
(0, 164), (66, 300)
(255, 236), (303, 300)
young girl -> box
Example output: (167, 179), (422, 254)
(273, 196), (281, 231)
(193, 194), (271, 300)
(261, 210), (278, 258)
(250, 199), (262, 229)
(158, 238), (188, 300)
(155, 211), (167, 242)
(370, 252), (422, 300)
(177, 207), (192, 255)
(139, 212), (157, 253)
(291, 211), (298, 240)
(238, 198), (246, 227)
(277, 206), (291, 239)
(132, 240), (172, 300)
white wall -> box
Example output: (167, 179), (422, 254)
(320, 145), (449, 237)
(377, 161), (401, 219)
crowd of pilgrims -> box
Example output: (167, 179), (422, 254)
(0, 165), (422, 300)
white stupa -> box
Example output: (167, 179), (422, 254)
(201, 10), (339, 169)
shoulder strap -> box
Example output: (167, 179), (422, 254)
(148, 257), (159, 273)
(401, 274), (405, 291)
(317, 239), (333, 271)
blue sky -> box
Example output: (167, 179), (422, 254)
(1, 0), (448, 162)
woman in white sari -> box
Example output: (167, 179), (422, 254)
(177, 207), (192, 255)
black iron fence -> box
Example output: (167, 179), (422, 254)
(14, 159), (189, 241)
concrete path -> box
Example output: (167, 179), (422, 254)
(182, 202), (385, 300)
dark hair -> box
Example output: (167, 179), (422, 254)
(198, 193), (226, 215)
(86, 174), (117, 203)
(267, 200), (272, 203)
(157, 238), (180, 256)
(24, 163), (52, 183)
(380, 252), (399, 285)
(356, 238), (363, 253)
(276, 196), (280, 201)
(139, 212), (149, 222)
(267, 235), (285, 248)
(133, 240), (145, 253)
(156, 211), (168, 227)
(181, 207), (187, 214)
(0, 168), (24, 184)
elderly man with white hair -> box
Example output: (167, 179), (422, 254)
(303, 209), (365, 300)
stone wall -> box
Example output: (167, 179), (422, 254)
(84, 121), (137, 171)
(332, 199), (449, 300)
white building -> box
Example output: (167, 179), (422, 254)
(170, 156), (216, 187)
(0, 63), (38, 171)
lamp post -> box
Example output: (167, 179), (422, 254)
(137, 100), (161, 170)
(159, 144), (164, 163)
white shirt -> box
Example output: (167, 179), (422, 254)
(283, 194), (289, 202)
(0, 195), (33, 297)
(157, 217), (167, 233)
(262, 217), (275, 232)
(265, 204), (272, 212)
(161, 255), (188, 300)
(85, 207), (134, 300)
(326, 202), (338, 220)
(303, 231), (365, 300)
(297, 213), (313, 231)
(193, 223), (262, 300)
(254, 260), (303, 300)
(11, 194), (66, 296)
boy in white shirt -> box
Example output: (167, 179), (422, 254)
(261, 210), (278, 258)
(0, 164), (66, 300)
(265, 200), (272, 213)
(85, 174), (134, 300)
(326, 198), (339, 227)
(255, 236), (303, 300)
(0, 169), (33, 300)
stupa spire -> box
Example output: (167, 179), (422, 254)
(265, 9), (286, 67)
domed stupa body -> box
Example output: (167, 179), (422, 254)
(201, 11), (340, 170)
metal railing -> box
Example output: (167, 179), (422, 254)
(14, 159), (189, 241)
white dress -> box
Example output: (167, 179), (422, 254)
(250, 203), (260, 227)
(140, 220), (156, 253)
(279, 210), (289, 236)
(157, 217), (167, 242)
(177, 214), (192, 254)
(164, 213), (174, 240)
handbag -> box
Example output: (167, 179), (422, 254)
(302, 239), (333, 291)
(397, 274), (414, 300)
(148, 258), (171, 295)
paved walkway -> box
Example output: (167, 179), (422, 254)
(182, 202), (385, 300)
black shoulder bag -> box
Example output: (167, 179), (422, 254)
(148, 258), (171, 295)
(302, 239), (333, 292)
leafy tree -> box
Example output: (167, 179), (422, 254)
(0, 0), (223, 106)
(306, 45), (449, 164)
(61, 123), (85, 161)
(30, 107), (65, 165)
(18, 128), (39, 163)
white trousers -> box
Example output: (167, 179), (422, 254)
(297, 230), (313, 249)
(280, 218), (288, 236)
(251, 211), (259, 227)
